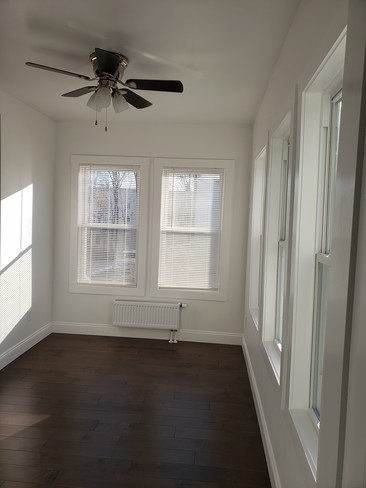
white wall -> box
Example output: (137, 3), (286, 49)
(243, 1), (349, 487)
(53, 121), (251, 344)
(252, 0), (348, 158)
(0, 89), (55, 366)
(339, 0), (366, 485)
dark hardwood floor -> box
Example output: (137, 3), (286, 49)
(0, 334), (271, 487)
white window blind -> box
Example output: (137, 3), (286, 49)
(158, 168), (224, 290)
(77, 165), (140, 287)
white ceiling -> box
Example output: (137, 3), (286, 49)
(0, 0), (300, 124)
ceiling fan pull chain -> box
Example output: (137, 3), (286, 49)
(105, 108), (108, 132)
(95, 107), (98, 126)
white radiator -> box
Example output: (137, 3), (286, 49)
(112, 300), (184, 342)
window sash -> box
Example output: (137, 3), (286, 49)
(274, 139), (290, 347)
(323, 91), (342, 253)
(311, 254), (330, 420)
(310, 90), (342, 421)
(279, 143), (290, 241)
(249, 149), (267, 317)
(275, 240), (287, 350)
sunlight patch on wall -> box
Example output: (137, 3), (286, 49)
(0, 185), (33, 344)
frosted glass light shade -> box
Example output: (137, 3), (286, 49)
(112, 92), (129, 113)
(87, 87), (111, 111)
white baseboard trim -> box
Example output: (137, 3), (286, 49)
(241, 335), (282, 488)
(52, 321), (242, 345)
(0, 323), (52, 370)
(179, 328), (242, 345)
(52, 321), (169, 340)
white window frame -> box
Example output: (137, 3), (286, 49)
(150, 158), (235, 301)
(248, 147), (267, 329)
(69, 155), (150, 296)
(289, 33), (345, 480)
(262, 114), (291, 383)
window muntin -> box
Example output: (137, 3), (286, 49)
(158, 168), (224, 290)
(311, 90), (342, 422)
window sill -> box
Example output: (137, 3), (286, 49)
(69, 282), (145, 297)
(290, 409), (319, 481)
(150, 286), (227, 302)
(262, 340), (281, 384)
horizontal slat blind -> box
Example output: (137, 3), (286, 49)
(158, 168), (224, 290)
(77, 165), (140, 286)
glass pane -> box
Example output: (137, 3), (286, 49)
(311, 261), (329, 419)
(161, 169), (223, 230)
(78, 228), (137, 286)
(79, 167), (139, 226)
(275, 243), (286, 348)
(279, 155), (289, 241)
(325, 93), (342, 253)
(159, 232), (219, 289)
(249, 153), (266, 313)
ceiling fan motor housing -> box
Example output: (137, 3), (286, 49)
(89, 50), (129, 82)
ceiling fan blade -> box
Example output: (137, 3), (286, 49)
(126, 79), (183, 93)
(94, 48), (120, 77)
(25, 62), (91, 81)
(122, 89), (152, 109)
(62, 86), (97, 97)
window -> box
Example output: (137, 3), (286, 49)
(248, 148), (267, 328)
(289, 32), (345, 478)
(151, 158), (234, 301)
(262, 113), (291, 380)
(311, 90), (342, 421)
(70, 156), (149, 296)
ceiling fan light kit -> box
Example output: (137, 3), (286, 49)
(86, 86), (111, 112)
(26, 47), (184, 129)
(112, 91), (129, 113)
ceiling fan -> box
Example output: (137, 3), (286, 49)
(26, 47), (184, 114)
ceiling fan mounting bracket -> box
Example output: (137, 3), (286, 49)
(89, 51), (129, 82)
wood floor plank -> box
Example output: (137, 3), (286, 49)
(0, 334), (271, 487)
